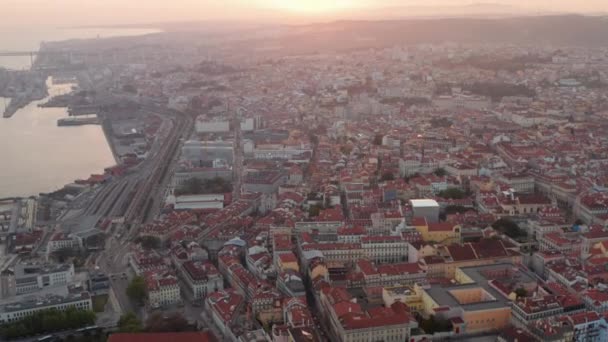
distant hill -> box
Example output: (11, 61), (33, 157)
(272, 15), (608, 54)
(336, 2), (536, 20)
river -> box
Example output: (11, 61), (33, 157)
(0, 27), (159, 198)
(0, 80), (116, 198)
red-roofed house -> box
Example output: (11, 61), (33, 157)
(144, 271), (181, 308)
(205, 289), (244, 335)
(413, 217), (461, 244)
(108, 332), (216, 342)
(277, 252), (299, 272)
(178, 260), (223, 299)
(320, 286), (415, 342)
(355, 259), (427, 287)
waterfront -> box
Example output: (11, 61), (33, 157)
(0, 27), (159, 70)
(0, 80), (115, 198)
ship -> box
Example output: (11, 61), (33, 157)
(57, 116), (100, 126)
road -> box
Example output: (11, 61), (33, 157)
(109, 273), (137, 315)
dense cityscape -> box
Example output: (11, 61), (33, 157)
(3, 10), (608, 342)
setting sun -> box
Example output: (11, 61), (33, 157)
(266, 0), (361, 13)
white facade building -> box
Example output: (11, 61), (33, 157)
(146, 273), (181, 308)
(179, 260), (224, 299)
(0, 290), (92, 324)
(14, 263), (75, 295)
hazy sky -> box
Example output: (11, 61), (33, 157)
(2, 0), (608, 28)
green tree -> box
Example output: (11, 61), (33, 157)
(444, 205), (468, 215)
(175, 177), (232, 196)
(430, 117), (453, 128)
(433, 168), (447, 177)
(175, 177), (204, 196)
(85, 234), (105, 249)
(126, 276), (147, 305)
(463, 82), (535, 101)
(380, 171), (395, 182)
(0, 308), (95, 339)
(418, 315), (453, 334)
(438, 188), (467, 199)
(492, 218), (526, 239)
(118, 312), (143, 333)
(145, 312), (191, 332)
(137, 236), (161, 250)
(514, 287), (528, 299)
(53, 247), (79, 262)
(308, 205), (322, 218)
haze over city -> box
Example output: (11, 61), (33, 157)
(3, 0), (608, 27)
(4, 1), (608, 342)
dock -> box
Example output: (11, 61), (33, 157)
(57, 116), (100, 126)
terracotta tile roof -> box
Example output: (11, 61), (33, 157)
(427, 222), (456, 232)
(108, 333), (216, 342)
(446, 244), (477, 261)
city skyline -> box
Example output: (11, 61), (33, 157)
(3, 0), (608, 28)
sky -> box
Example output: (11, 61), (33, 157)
(2, 0), (608, 28)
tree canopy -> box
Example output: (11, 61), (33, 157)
(380, 171), (395, 182)
(145, 312), (192, 332)
(0, 308), (95, 340)
(515, 287), (528, 299)
(437, 188), (467, 199)
(126, 276), (147, 305)
(118, 312), (143, 333)
(308, 204), (322, 218)
(175, 177), (232, 196)
(136, 236), (161, 250)
(463, 82), (536, 101)
(444, 205), (469, 215)
(418, 315), (453, 334)
(433, 168), (447, 177)
(492, 218), (527, 239)
(430, 117), (453, 128)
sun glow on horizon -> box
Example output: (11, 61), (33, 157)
(267, 0), (362, 13)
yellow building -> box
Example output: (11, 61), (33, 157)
(382, 285), (425, 313)
(308, 258), (329, 281)
(277, 252), (300, 272)
(412, 217), (461, 244)
(589, 240), (608, 259)
(419, 263), (537, 334)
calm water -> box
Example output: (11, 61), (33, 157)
(0, 27), (159, 70)
(0, 27), (158, 198)
(0, 80), (115, 198)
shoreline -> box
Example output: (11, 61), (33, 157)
(0, 80), (117, 200)
(100, 117), (121, 165)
